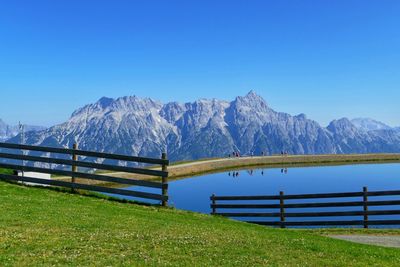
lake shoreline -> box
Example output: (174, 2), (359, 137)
(56, 153), (400, 184)
(166, 154), (400, 179)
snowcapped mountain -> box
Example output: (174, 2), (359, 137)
(351, 118), (392, 132)
(0, 119), (46, 142)
(6, 91), (400, 162)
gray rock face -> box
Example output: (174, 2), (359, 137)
(6, 91), (400, 162)
(0, 119), (45, 142)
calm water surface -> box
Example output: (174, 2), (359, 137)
(106, 163), (400, 227)
(121, 163), (400, 215)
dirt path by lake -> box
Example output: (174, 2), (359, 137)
(329, 235), (400, 248)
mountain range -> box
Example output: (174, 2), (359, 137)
(4, 91), (400, 163)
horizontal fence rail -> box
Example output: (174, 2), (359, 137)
(210, 187), (400, 228)
(0, 152), (168, 177)
(0, 142), (169, 165)
(0, 142), (169, 206)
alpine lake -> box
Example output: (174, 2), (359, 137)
(108, 162), (400, 228)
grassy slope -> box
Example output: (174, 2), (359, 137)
(0, 182), (399, 266)
(0, 168), (12, 175)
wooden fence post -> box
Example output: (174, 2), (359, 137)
(280, 191), (285, 228)
(211, 194), (216, 214)
(161, 152), (168, 207)
(363, 186), (368, 229)
(71, 143), (77, 192)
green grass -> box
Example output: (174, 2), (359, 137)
(0, 168), (12, 175)
(0, 182), (399, 266)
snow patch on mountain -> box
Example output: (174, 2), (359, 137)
(351, 118), (392, 132)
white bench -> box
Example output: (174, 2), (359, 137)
(15, 171), (51, 187)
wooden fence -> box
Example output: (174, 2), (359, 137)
(210, 187), (400, 228)
(0, 142), (169, 206)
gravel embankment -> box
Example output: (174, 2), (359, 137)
(329, 235), (400, 248)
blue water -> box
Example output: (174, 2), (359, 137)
(111, 163), (400, 227)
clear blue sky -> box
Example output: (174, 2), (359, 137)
(1, 0), (399, 127)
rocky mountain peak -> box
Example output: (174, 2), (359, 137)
(328, 118), (354, 129)
(295, 113), (307, 120)
(245, 90), (260, 98)
(227, 91), (273, 127)
(97, 97), (114, 109)
(235, 90), (268, 107)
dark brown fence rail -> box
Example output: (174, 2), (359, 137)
(0, 142), (169, 206)
(210, 187), (400, 228)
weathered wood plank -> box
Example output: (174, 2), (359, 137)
(363, 187), (368, 229)
(365, 200), (400, 207)
(212, 191), (364, 201)
(211, 204), (281, 209)
(161, 152), (168, 207)
(71, 143), (77, 192)
(215, 210), (400, 218)
(215, 212), (281, 217)
(279, 191), (285, 228)
(212, 200), (400, 209)
(248, 220), (365, 226)
(366, 220), (400, 225)
(212, 201), (364, 209)
(367, 190), (400, 197)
